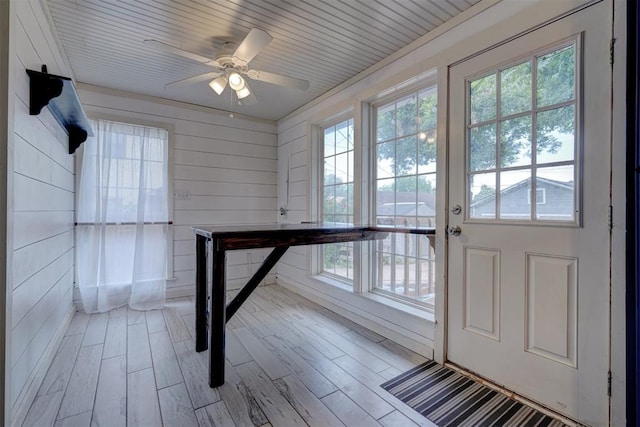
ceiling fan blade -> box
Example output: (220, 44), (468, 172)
(232, 28), (273, 66)
(144, 39), (221, 68)
(165, 71), (223, 89)
(246, 69), (310, 91)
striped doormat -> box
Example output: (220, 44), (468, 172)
(381, 361), (567, 426)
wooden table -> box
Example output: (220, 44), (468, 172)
(191, 223), (394, 387)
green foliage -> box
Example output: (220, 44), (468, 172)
(378, 176), (434, 193)
(376, 44), (575, 174)
(377, 90), (437, 175)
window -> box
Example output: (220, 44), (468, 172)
(76, 119), (170, 312)
(373, 86), (437, 305)
(321, 118), (355, 281)
(468, 42), (577, 223)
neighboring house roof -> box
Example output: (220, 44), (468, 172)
(471, 176), (573, 208)
(377, 202), (436, 217)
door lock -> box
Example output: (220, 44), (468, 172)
(446, 225), (462, 236)
(450, 204), (462, 215)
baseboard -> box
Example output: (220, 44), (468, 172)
(276, 277), (434, 358)
(10, 304), (76, 427)
(166, 286), (195, 299)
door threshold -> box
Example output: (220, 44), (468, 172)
(444, 361), (582, 427)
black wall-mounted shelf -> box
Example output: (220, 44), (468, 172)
(26, 65), (93, 154)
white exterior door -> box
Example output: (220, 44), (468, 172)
(446, 2), (611, 425)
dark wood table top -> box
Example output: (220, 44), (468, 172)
(190, 223), (434, 250)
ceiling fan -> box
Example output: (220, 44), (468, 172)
(144, 28), (310, 104)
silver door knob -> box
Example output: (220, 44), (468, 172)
(447, 225), (461, 236)
(450, 204), (462, 215)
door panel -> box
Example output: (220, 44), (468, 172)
(446, 2), (610, 425)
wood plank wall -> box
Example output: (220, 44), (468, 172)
(77, 86), (279, 299)
(11, 1), (77, 424)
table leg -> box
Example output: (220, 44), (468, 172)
(195, 234), (207, 352)
(209, 242), (226, 387)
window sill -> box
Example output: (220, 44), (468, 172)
(311, 274), (435, 323)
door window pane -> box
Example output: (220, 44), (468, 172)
(466, 41), (578, 224)
(537, 45), (575, 108)
(536, 105), (575, 164)
(470, 74), (497, 124)
(501, 61), (532, 116)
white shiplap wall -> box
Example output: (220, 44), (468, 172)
(77, 86), (279, 299)
(10, 1), (77, 424)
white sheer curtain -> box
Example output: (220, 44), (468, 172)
(76, 119), (169, 313)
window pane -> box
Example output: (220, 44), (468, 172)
(324, 127), (335, 156)
(377, 141), (395, 179)
(396, 94), (417, 137)
(470, 74), (497, 124)
(536, 105), (575, 164)
(499, 169), (532, 220)
(417, 132), (437, 174)
(335, 152), (349, 183)
(377, 103), (395, 142)
(536, 165), (575, 221)
(469, 123), (496, 171)
(470, 172), (496, 219)
(324, 157), (335, 185)
(500, 115), (532, 168)
(396, 136), (417, 176)
(418, 88), (437, 131)
(537, 44), (575, 108)
(500, 61), (532, 116)
(335, 121), (349, 154)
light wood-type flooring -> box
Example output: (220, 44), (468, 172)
(22, 284), (436, 427)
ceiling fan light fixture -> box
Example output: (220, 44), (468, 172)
(228, 72), (245, 90)
(236, 86), (251, 99)
(209, 76), (227, 95)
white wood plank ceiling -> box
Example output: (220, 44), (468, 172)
(45, 0), (481, 120)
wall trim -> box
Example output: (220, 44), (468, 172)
(10, 304), (75, 427)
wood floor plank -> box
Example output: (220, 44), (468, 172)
(57, 344), (103, 419)
(92, 355), (126, 427)
(321, 390), (380, 427)
(233, 327), (290, 380)
(280, 317), (345, 360)
(182, 312), (197, 339)
(234, 309), (276, 338)
(163, 305), (192, 343)
(379, 410), (421, 427)
(127, 368), (162, 426)
(274, 375), (344, 427)
(149, 330), (183, 389)
(54, 411), (92, 427)
(330, 353), (435, 427)
(65, 311), (89, 336)
(81, 312), (109, 347)
(378, 339), (429, 366)
(103, 307), (127, 359)
(173, 340), (221, 409)
(195, 401), (236, 427)
(218, 360), (268, 427)
(332, 332), (395, 366)
(226, 328), (254, 366)
(235, 361), (306, 426)
(158, 383), (199, 426)
(271, 285), (324, 311)
(127, 308), (146, 325)
(22, 391), (64, 427)
(378, 366), (404, 381)
(297, 320), (390, 372)
(319, 308), (386, 343)
(263, 333), (338, 398)
(37, 334), (83, 396)
(295, 344), (394, 420)
(145, 308), (167, 334)
(127, 322), (152, 373)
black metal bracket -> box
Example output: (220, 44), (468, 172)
(26, 65), (93, 154)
